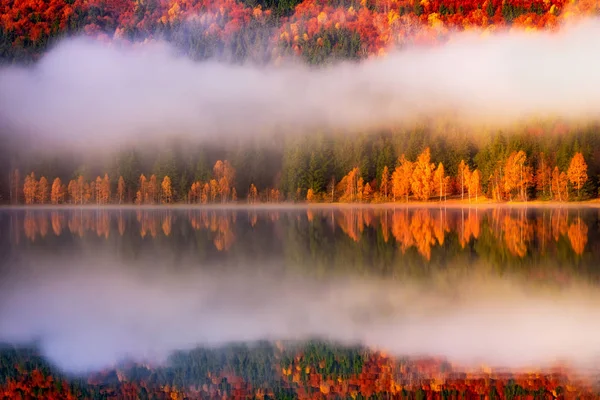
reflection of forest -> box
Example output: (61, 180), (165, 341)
(0, 341), (596, 399)
(13, 208), (593, 259)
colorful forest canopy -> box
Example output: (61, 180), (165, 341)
(1, 0), (600, 64)
(0, 341), (598, 399)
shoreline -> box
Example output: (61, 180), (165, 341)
(2, 199), (600, 210)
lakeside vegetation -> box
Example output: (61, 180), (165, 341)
(5, 131), (598, 206)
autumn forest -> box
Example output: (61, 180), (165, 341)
(4, 129), (600, 205)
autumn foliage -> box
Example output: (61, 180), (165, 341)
(1, 0), (596, 64)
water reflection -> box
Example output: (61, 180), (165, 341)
(8, 207), (594, 259)
(2, 206), (600, 375)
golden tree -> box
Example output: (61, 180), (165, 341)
(135, 174), (147, 205)
(189, 181), (202, 203)
(51, 177), (64, 204)
(161, 176), (173, 204)
(306, 188), (316, 202)
(209, 179), (219, 203)
(23, 172), (37, 205)
(470, 169), (482, 202)
(567, 152), (588, 198)
(504, 151), (531, 201)
(37, 176), (49, 204)
(337, 167), (361, 202)
(391, 155), (413, 202)
(101, 174), (111, 204)
(410, 148), (435, 201)
(201, 183), (209, 204)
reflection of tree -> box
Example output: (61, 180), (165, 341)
(568, 217), (588, 256)
(23, 212), (37, 242)
(14, 208), (594, 265)
(187, 211), (236, 251)
(500, 210), (533, 258)
(162, 213), (173, 237)
(51, 212), (64, 236)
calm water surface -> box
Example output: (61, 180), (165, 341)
(1, 206), (600, 374)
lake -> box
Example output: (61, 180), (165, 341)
(1, 205), (600, 397)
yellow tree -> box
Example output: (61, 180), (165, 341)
(504, 151), (531, 201)
(209, 179), (219, 203)
(410, 148), (435, 201)
(84, 181), (94, 204)
(68, 179), (77, 204)
(219, 177), (230, 203)
(433, 162), (445, 202)
(23, 172), (37, 205)
(100, 174), (111, 204)
(51, 178), (64, 204)
(37, 176), (49, 204)
(337, 167), (361, 202)
(161, 176), (173, 204)
(136, 174), (147, 205)
(189, 181), (202, 203)
(117, 176), (125, 204)
(470, 169), (482, 202)
(391, 155), (413, 202)
(213, 160), (235, 202)
(306, 188), (316, 202)
(567, 152), (588, 198)
(201, 183), (209, 204)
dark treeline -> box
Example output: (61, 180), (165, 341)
(2, 122), (600, 204)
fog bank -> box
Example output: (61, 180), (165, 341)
(1, 256), (600, 374)
(2, 19), (600, 152)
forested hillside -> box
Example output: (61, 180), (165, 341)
(0, 0), (597, 64)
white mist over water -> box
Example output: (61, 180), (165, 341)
(2, 19), (600, 152)
(1, 254), (600, 374)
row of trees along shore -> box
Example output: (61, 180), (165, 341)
(6, 149), (591, 205)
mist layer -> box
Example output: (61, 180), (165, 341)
(2, 19), (600, 151)
(1, 253), (600, 374)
